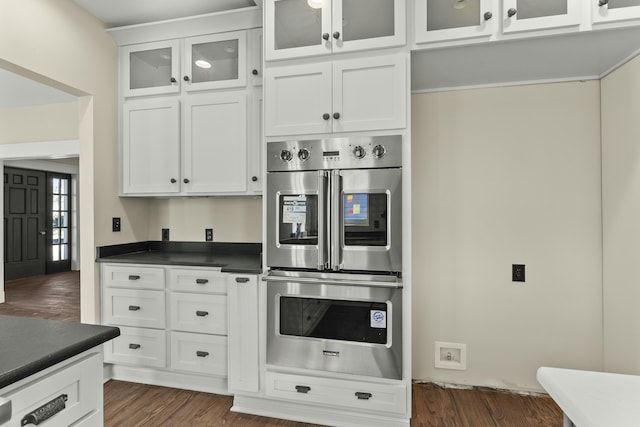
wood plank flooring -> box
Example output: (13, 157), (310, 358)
(1, 272), (564, 426)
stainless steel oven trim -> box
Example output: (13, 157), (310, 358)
(264, 274), (402, 289)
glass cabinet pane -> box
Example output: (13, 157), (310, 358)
(190, 40), (239, 84)
(515, 0), (566, 20)
(342, 0), (395, 42)
(129, 48), (173, 90)
(427, 0), (481, 31)
(608, 0), (640, 8)
(274, 0), (324, 51)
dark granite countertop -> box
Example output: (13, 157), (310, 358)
(95, 241), (262, 274)
(0, 316), (120, 389)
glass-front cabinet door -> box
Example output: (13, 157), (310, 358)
(415, 0), (496, 43)
(503, 0), (581, 33)
(183, 31), (247, 92)
(593, 0), (640, 24)
(122, 40), (180, 97)
(265, 0), (405, 61)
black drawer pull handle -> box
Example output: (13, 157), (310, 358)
(196, 351), (209, 357)
(128, 275), (140, 280)
(235, 277), (250, 283)
(129, 343), (141, 350)
(355, 392), (372, 400)
(295, 385), (311, 394)
(128, 305), (141, 311)
(21, 394), (67, 426)
(196, 310), (209, 317)
(196, 278), (209, 284)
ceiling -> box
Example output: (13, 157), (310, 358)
(72, 0), (257, 28)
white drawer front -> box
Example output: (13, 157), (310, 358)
(168, 268), (226, 294)
(170, 331), (228, 376)
(169, 292), (227, 334)
(104, 288), (165, 328)
(102, 264), (165, 290)
(4, 353), (101, 427)
(104, 326), (166, 368)
(265, 372), (408, 415)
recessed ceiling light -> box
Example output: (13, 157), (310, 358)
(307, 0), (323, 9)
(195, 60), (212, 69)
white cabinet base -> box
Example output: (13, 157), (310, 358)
(231, 394), (410, 427)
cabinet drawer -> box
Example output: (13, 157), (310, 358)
(3, 352), (101, 427)
(104, 288), (165, 328)
(265, 372), (407, 415)
(169, 293), (227, 334)
(102, 264), (165, 290)
(104, 326), (166, 368)
(170, 331), (227, 376)
(168, 268), (226, 294)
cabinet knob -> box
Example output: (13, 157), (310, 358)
(252, 69), (259, 75)
(196, 310), (209, 317)
(183, 75), (190, 82)
(251, 176), (258, 182)
(322, 33), (330, 41)
(170, 77), (177, 83)
(235, 277), (250, 283)
(484, 11), (493, 21)
(355, 392), (372, 400)
(195, 278), (209, 284)
(128, 305), (141, 311)
(599, 0), (608, 5)
(128, 275), (140, 280)
(333, 112), (340, 120)
(196, 351), (209, 357)
(183, 178), (190, 184)
(170, 178), (177, 183)
(323, 113), (331, 120)
(507, 8), (517, 17)
(129, 343), (141, 350)
(333, 31), (340, 40)
(295, 385), (311, 394)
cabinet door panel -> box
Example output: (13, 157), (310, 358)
(122, 40), (180, 97)
(333, 55), (406, 133)
(183, 92), (248, 194)
(170, 332), (228, 375)
(593, 0), (640, 23)
(122, 99), (181, 195)
(415, 0), (496, 43)
(264, 62), (332, 136)
(169, 292), (227, 335)
(503, 0), (581, 33)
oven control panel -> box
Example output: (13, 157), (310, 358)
(267, 135), (402, 172)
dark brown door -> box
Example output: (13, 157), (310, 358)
(4, 167), (47, 280)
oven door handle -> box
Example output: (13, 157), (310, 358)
(263, 275), (402, 289)
(330, 169), (341, 271)
(317, 170), (328, 270)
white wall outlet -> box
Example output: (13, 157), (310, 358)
(434, 341), (467, 370)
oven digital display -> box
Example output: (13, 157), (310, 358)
(323, 150), (340, 157)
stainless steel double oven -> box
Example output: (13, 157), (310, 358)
(265, 135), (403, 380)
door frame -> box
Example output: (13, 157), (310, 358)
(0, 140), (80, 302)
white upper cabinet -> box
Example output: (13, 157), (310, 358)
(265, 53), (406, 136)
(265, 0), (406, 61)
(502, 0), (582, 33)
(415, 0), (497, 43)
(248, 28), (264, 86)
(122, 40), (181, 98)
(183, 31), (247, 92)
(593, 0), (640, 24)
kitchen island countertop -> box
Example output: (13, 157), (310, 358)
(0, 315), (120, 389)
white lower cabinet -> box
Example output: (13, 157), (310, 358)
(265, 371), (408, 416)
(104, 326), (167, 368)
(170, 331), (228, 375)
(0, 351), (102, 427)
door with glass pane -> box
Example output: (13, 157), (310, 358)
(503, 0), (581, 33)
(122, 40), (180, 97)
(47, 173), (71, 274)
(593, 0), (640, 24)
(183, 31), (247, 92)
(415, 0), (497, 43)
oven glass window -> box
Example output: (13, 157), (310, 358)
(343, 193), (387, 246)
(279, 297), (387, 344)
(278, 194), (319, 245)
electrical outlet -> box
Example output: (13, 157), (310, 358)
(513, 264), (525, 282)
(112, 217), (121, 232)
(435, 341), (467, 370)
(205, 228), (213, 242)
(162, 228), (170, 241)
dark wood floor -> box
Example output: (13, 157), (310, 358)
(1, 272), (563, 426)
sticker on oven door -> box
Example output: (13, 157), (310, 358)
(370, 310), (387, 328)
(282, 195), (307, 224)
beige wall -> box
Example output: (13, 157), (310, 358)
(411, 81), (603, 391)
(601, 55), (640, 374)
(147, 198), (262, 243)
(0, 102), (78, 143)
